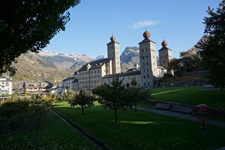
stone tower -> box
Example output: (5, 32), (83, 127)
(107, 35), (121, 74)
(158, 40), (172, 69)
(139, 31), (158, 88)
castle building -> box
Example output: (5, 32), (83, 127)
(158, 40), (173, 69)
(76, 30), (171, 90)
(139, 31), (158, 88)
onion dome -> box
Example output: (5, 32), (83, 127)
(110, 35), (116, 42)
(143, 31), (150, 39)
(161, 40), (168, 47)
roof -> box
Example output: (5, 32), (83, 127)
(62, 76), (75, 82)
(158, 46), (172, 51)
(72, 78), (79, 83)
(78, 58), (111, 72)
(0, 76), (12, 82)
(126, 68), (138, 72)
(138, 38), (156, 44)
(103, 70), (140, 79)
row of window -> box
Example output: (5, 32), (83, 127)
(141, 62), (156, 66)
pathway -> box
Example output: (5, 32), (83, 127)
(137, 107), (225, 127)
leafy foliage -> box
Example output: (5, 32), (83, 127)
(125, 88), (151, 111)
(69, 89), (95, 115)
(92, 78), (130, 123)
(61, 88), (76, 101)
(199, 0), (225, 90)
(0, 0), (80, 75)
(168, 48), (201, 77)
(0, 99), (31, 134)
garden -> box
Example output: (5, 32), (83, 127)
(0, 86), (225, 150)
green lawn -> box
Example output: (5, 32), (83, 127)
(0, 111), (98, 150)
(151, 86), (225, 108)
(53, 101), (225, 150)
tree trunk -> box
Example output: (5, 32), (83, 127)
(81, 105), (84, 115)
(114, 109), (118, 124)
(135, 102), (137, 111)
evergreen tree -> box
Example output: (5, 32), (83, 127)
(199, 0), (225, 90)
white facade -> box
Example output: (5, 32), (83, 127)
(62, 76), (76, 89)
(49, 87), (66, 95)
(23, 82), (49, 94)
(107, 36), (121, 74)
(158, 40), (173, 69)
(139, 31), (158, 88)
(0, 76), (12, 95)
(76, 31), (171, 90)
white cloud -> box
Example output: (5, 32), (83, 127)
(129, 20), (159, 29)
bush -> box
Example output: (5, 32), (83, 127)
(0, 99), (31, 134)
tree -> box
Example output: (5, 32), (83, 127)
(69, 89), (94, 115)
(92, 78), (129, 124)
(180, 48), (201, 72)
(199, 0), (225, 90)
(0, 0), (80, 75)
(125, 88), (151, 111)
(130, 77), (137, 87)
(62, 88), (76, 101)
(168, 58), (182, 76)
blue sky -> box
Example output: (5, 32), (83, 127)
(45, 0), (221, 59)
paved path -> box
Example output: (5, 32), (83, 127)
(137, 107), (225, 127)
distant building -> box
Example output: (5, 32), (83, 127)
(75, 30), (172, 90)
(23, 81), (50, 94)
(158, 40), (173, 69)
(0, 76), (12, 95)
(49, 86), (66, 95)
(62, 72), (79, 90)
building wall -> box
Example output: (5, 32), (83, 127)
(139, 40), (158, 88)
(24, 82), (48, 94)
(89, 68), (102, 89)
(102, 74), (141, 88)
(159, 48), (172, 69)
(0, 77), (12, 95)
(107, 42), (121, 74)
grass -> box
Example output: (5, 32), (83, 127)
(53, 101), (225, 150)
(0, 111), (98, 150)
(151, 86), (225, 109)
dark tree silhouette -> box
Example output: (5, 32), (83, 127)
(0, 0), (80, 75)
(199, 0), (225, 90)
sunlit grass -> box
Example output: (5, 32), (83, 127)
(53, 101), (225, 150)
(151, 86), (225, 109)
(152, 89), (184, 96)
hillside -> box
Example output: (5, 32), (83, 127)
(6, 47), (141, 89)
(38, 50), (93, 70)
(9, 52), (75, 89)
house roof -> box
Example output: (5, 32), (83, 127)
(78, 58), (111, 72)
(72, 78), (79, 83)
(62, 76), (75, 82)
(0, 76), (12, 82)
(103, 70), (140, 79)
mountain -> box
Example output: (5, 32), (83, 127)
(95, 55), (105, 60)
(38, 50), (93, 70)
(120, 47), (140, 72)
(7, 47), (140, 89)
(9, 52), (75, 89)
